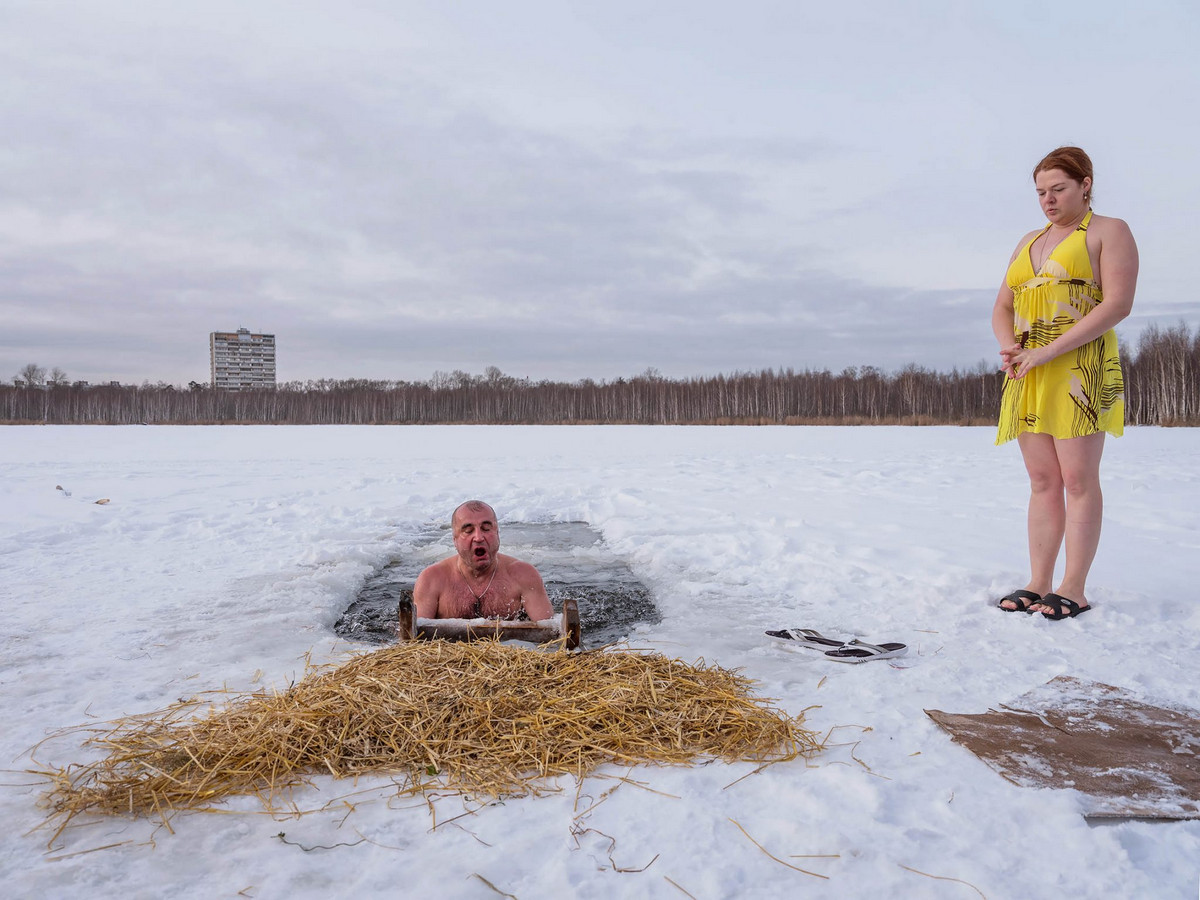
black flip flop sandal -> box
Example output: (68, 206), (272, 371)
(823, 639), (908, 663)
(1037, 592), (1091, 620)
(997, 589), (1040, 613)
(765, 628), (846, 650)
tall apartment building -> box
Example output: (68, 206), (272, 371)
(209, 328), (277, 390)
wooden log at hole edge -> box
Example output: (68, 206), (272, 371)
(396, 596), (580, 649)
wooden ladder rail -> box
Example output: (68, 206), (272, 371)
(398, 596), (580, 650)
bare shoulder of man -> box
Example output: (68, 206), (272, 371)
(413, 560), (449, 618)
(505, 558), (542, 587)
(507, 559), (553, 620)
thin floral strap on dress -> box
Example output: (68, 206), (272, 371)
(1050, 208), (1095, 281)
(1016, 210), (1096, 291)
(1042, 208), (1092, 234)
(1037, 209), (1092, 260)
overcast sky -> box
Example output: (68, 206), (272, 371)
(3, 0), (1198, 386)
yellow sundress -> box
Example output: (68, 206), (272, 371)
(996, 210), (1124, 444)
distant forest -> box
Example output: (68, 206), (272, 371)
(4, 323), (1198, 426)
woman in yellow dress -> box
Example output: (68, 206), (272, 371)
(992, 147), (1138, 619)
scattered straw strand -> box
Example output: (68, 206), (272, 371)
(728, 818), (828, 879)
(472, 873), (518, 899)
(664, 876), (699, 899)
(898, 864), (987, 899)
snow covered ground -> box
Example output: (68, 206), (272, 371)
(2, 424), (1198, 900)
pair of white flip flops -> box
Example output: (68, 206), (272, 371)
(765, 627), (907, 663)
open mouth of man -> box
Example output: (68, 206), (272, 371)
(473, 547), (488, 559)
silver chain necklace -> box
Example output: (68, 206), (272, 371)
(461, 564), (498, 617)
(1035, 228), (1067, 271)
(1036, 210), (1088, 271)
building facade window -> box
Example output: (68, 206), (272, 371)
(209, 328), (277, 390)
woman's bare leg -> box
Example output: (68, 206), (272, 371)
(1031, 432), (1105, 612)
(1001, 432), (1065, 609)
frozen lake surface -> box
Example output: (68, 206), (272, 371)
(1, 424), (1198, 899)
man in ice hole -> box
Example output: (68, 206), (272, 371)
(413, 500), (554, 621)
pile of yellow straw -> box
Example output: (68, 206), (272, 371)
(39, 641), (820, 826)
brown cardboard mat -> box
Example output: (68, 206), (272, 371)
(926, 676), (1200, 819)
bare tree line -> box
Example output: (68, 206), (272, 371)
(1122, 322), (1200, 425)
(5, 324), (1198, 426)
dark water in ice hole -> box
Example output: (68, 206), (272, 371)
(334, 522), (660, 649)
